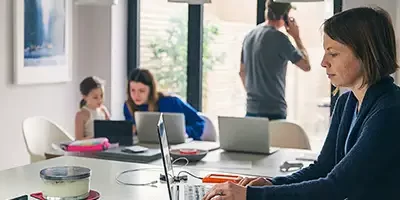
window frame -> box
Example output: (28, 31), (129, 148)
(127, 0), (140, 76)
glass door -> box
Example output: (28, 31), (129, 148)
(201, 0), (257, 121)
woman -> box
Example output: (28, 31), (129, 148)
(123, 68), (205, 140)
(203, 6), (400, 200)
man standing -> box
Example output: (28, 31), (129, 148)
(240, 0), (311, 120)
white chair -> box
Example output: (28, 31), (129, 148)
(199, 113), (217, 141)
(269, 120), (311, 150)
(22, 116), (74, 163)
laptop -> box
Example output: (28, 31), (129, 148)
(136, 112), (187, 144)
(157, 113), (211, 200)
(94, 120), (133, 146)
(218, 116), (279, 154)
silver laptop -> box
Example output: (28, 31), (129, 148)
(135, 112), (187, 144)
(218, 116), (278, 154)
(157, 113), (211, 200)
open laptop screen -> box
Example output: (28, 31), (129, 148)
(94, 120), (133, 146)
(157, 113), (175, 200)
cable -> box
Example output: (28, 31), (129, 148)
(115, 167), (161, 187)
(116, 157), (200, 186)
(172, 157), (204, 181)
(172, 157), (189, 167)
(177, 170), (203, 180)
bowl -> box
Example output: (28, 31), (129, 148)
(40, 166), (92, 200)
(170, 148), (208, 162)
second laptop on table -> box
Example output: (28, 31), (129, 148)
(135, 111), (189, 144)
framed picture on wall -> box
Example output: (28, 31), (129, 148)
(13, 0), (72, 85)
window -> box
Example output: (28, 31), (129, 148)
(140, 0), (188, 99)
(285, 2), (330, 151)
(202, 1), (330, 151)
(202, 0), (256, 117)
(137, 0), (332, 151)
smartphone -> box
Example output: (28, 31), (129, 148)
(122, 145), (149, 153)
(283, 13), (289, 26)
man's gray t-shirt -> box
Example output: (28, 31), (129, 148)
(241, 24), (303, 116)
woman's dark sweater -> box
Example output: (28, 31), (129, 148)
(247, 76), (400, 200)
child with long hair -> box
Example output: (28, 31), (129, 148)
(75, 76), (110, 140)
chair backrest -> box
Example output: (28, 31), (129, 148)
(269, 120), (311, 150)
(22, 116), (74, 163)
(198, 113), (217, 141)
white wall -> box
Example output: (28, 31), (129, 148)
(111, 0), (128, 120)
(343, 0), (395, 15)
(0, 0), (127, 171)
(0, 0), (78, 170)
(75, 1), (127, 120)
(75, 6), (113, 109)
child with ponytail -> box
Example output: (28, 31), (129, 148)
(75, 76), (110, 140)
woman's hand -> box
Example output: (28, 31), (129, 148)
(238, 177), (272, 187)
(202, 182), (246, 200)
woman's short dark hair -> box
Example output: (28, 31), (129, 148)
(323, 6), (399, 87)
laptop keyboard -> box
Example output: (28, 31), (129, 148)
(184, 185), (211, 200)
